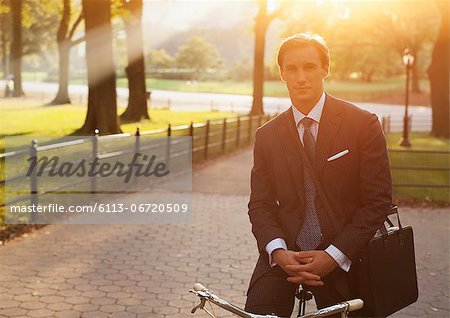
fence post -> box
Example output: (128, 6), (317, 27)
(166, 124), (172, 170)
(29, 139), (38, 223)
(236, 115), (241, 149)
(134, 127), (140, 183)
(222, 118), (227, 154)
(135, 127), (141, 149)
(189, 121), (194, 163)
(408, 114), (413, 133)
(204, 120), (210, 160)
(189, 121), (194, 137)
(91, 129), (99, 193)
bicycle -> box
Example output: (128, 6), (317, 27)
(190, 283), (363, 318)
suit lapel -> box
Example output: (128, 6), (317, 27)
(315, 94), (344, 177)
(278, 108), (305, 205)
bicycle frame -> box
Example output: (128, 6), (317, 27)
(190, 283), (363, 318)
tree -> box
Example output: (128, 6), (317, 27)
(374, 2), (438, 93)
(250, 0), (284, 115)
(175, 36), (224, 79)
(3, 0), (63, 96)
(119, 0), (149, 122)
(78, 0), (120, 135)
(146, 49), (174, 70)
(0, 0), (10, 80)
(230, 58), (253, 81)
(428, 1), (449, 138)
(49, 0), (84, 105)
(10, 0), (23, 96)
(280, 1), (437, 85)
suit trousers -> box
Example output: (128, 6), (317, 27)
(244, 265), (359, 317)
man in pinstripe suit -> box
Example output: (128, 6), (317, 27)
(244, 33), (392, 317)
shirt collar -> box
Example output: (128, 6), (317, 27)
(292, 91), (326, 127)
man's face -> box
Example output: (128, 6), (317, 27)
(280, 46), (329, 108)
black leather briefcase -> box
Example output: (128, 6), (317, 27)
(352, 206), (418, 317)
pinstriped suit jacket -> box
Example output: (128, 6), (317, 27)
(247, 93), (392, 290)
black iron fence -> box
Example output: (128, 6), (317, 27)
(381, 115), (431, 134)
(0, 114), (274, 209)
(388, 148), (450, 202)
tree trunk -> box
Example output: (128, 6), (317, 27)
(120, 0), (149, 122)
(250, 1), (269, 116)
(1, 14), (7, 79)
(50, 0), (71, 105)
(428, 1), (449, 138)
(10, 0), (24, 97)
(411, 50), (421, 93)
(78, 0), (120, 135)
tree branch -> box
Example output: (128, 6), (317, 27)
(70, 36), (85, 47)
(68, 11), (83, 40)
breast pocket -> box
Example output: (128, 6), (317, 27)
(324, 148), (356, 176)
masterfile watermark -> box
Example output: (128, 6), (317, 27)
(5, 136), (192, 225)
(26, 153), (170, 183)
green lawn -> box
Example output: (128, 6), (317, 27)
(0, 99), (236, 153)
(386, 132), (450, 202)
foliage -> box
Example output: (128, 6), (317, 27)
(0, 0), (63, 76)
(146, 49), (174, 69)
(280, 1), (439, 81)
(22, 0), (61, 58)
(175, 36), (224, 79)
(229, 58), (253, 81)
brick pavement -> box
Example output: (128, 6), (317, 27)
(0, 149), (449, 317)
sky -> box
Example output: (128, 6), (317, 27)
(142, 1), (256, 31)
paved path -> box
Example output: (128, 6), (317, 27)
(20, 81), (431, 132)
(0, 149), (448, 317)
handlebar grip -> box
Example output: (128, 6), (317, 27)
(346, 299), (363, 312)
(193, 283), (207, 292)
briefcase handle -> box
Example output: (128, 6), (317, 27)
(379, 204), (406, 246)
(385, 204), (402, 230)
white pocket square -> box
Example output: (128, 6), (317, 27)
(327, 149), (349, 162)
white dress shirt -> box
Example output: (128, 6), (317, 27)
(266, 91), (352, 272)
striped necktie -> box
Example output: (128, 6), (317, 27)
(296, 117), (322, 250)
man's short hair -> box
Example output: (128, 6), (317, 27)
(277, 33), (330, 68)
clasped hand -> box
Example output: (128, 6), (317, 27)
(272, 249), (338, 286)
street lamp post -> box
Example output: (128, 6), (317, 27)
(400, 48), (414, 147)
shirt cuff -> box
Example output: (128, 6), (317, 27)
(266, 238), (288, 267)
(325, 245), (352, 272)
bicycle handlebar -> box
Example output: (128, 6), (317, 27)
(346, 299), (364, 312)
(190, 283), (363, 318)
(193, 283), (207, 292)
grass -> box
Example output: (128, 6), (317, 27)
(0, 99), (236, 153)
(386, 132), (450, 202)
